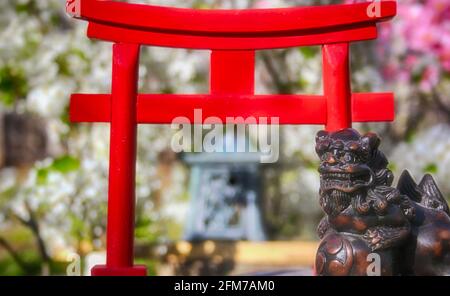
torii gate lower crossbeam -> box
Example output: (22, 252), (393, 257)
(67, 0), (397, 276)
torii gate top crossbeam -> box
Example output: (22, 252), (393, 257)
(68, 0), (396, 50)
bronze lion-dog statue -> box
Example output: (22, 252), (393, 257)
(314, 129), (450, 276)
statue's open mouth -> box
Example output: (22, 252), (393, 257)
(320, 170), (373, 193)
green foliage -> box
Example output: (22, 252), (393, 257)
(423, 163), (438, 174)
(0, 187), (18, 209)
(15, 1), (37, 14)
(0, 257), (27, 276)
(0, 65), (28, 106)
(36, 168), (49, 185)
(0, 252), (68, 276)
(55, 54), (71, 77)
(299, 47), (318, 59)
(0, 250), (41, 276)
(134, 258), (158, 276)
(405, 130), (416, 143)
(68, 213), (89, 242)
(37, 155), (80, 185)
(135, 216), (161, 244)
(52, 155), (80, 173)
(55, 49), (90, 77)
(388, 162), (397, 172)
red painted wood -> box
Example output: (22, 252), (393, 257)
(69, 93), (394, 125)
(210, 51), (254, 94)
(70, 94), (111, 123)
(70, 0), (396, 34)
(101, 43), (146, 275)
(91, 265), (147, 276)
(87, 22), (378, 50)
(322, 43), (352, 131)
(351, 92), (395, 122)
(71, 94), (325, 124)
(69, 0), (397, 50)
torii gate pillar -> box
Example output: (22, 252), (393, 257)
(323, 43), (352, 131)
(91, 44), (147, 276)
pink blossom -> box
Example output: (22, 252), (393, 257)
(440, 33), (450, 71)
(253, 1), (272, 9)
(420, 66), (440, 92)
(377, 0), (450, 91)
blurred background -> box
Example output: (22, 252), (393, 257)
(0, 0), (448, 275)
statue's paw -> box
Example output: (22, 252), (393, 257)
(317, 218), (331, 239)
(363, 226), (410, 251)
(363, 228), (383, 251)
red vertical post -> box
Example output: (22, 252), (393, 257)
(92, 43), (146, 276)
(322, 43), (352, 131)
(210, 50), (255, 94)
(107, 43), (139, 268)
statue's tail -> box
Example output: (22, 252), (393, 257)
(397, 170), (449, 215)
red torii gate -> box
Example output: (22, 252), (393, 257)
(66, 0), (397, 276)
